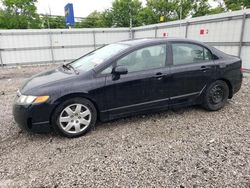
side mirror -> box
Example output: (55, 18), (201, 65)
(112, 66), (128, 80)
(112, 66), (128, 75)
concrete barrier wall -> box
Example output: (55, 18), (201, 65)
(133, 9), (250, 70)
(0, 28), (130, 65)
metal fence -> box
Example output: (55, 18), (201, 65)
(0, 28), (130, 65)
(0, 9), (250, 70)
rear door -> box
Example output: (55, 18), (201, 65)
(168, 42), (216, 105)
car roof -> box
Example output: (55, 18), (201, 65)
(117, 38), (204, 46)
(93, 38), (229, 73)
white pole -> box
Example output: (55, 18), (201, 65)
(180, 0), (182, 21)
(48, 5), (55, 63)
(180, 0), (182, 36)
(129, 2), (133, 39)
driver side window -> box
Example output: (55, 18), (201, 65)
(116, 44), (167, 73)
(101, 66), (113, 74)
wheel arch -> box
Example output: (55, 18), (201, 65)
(50, 93), (100, 124)
(216, 78), (233, 99)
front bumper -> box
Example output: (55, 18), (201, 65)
(13, 102), (55, 133)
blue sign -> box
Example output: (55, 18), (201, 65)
(64, 3), (75, 27)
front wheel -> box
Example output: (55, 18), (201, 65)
(52, 98), (97, 138)
(203, 80), (229, 111)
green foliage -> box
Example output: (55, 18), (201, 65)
(209, 5), (225, 15)
(188, 0), (226, 18)
(224, 0), (250, 10)
(137, 7), (158, 25)
(76, 0), (143, 27)
(147, 0), (177, 21)
(41, 16), (66, 29)
(0, 0), (41, 29)
(100, 9), (114, 27)
(137, 0), (224, 23)
(111, 0), (142, 27)
(75, 11), (110, 28)
(0, 0), (247, 29)
(177, 0), (195, 19)
(191, 0), (212, 17)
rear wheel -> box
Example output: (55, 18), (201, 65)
(52, 98), (97, 138)
(203, 80), (229, 111)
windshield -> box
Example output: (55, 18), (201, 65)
(70, 43), (129, 71)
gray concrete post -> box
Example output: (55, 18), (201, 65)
(155, 26), (158, 38)
(185, 22), (189, 38)
(93, 31), (96, 49)
(49, 30), (55, 63)
(0, 50), (3, 67)
(238, 13), (246, 57)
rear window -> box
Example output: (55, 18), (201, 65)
(172, 43), (212, 65)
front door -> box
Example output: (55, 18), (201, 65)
(101, 43), (170, 117)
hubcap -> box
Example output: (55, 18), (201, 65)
(59, 104), (91, 134)
(209, 85), (224, 104)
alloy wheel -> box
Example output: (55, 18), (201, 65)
(59, 104), (91, 134)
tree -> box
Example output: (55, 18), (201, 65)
(76, 0), (142, 28)
(189, 0), (225, 18)
(147, 0), (178, 22)
(146, 0), (225, 21)
(209, 2), (225, 15)
(223, 0), (250, 10)
(0, 8), (6, 28)
(191, 0), (212, 17)
(75, 11), (110, 28)
(111, 0), (142, 27)
(100, 9), (114, 27)
(41, 16), (66, 29)
(0, 0), (40, 29)
(175, 0), (195, 20)
(137, 7), (158, 25)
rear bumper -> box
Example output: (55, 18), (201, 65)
(233, 81), (242, 95)
(232, 73), (243, 95)
(13, 103), (54, 133)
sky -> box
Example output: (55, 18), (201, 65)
(0, 0), (218, 18)
(36, 0), (146, 18)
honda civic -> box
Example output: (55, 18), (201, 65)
(13, 38), (243, 137)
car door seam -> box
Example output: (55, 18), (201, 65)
(101, 89), (204, 113)
(101, 97), (170, 113)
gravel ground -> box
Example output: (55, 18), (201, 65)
(0, 65), (249, 188)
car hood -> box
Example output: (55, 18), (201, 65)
(20, 67), (78, 94)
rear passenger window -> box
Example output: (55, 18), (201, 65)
(172, 43), (212, 65)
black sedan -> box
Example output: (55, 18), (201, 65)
(13, 38), (243, 137)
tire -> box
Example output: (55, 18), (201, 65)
(203, 80), (229, 111)
(51, 97), (97, 138)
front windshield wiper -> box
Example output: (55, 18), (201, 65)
(62, 63), (79, 74)
(62, 64), (71, 70)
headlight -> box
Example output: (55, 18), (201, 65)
(16, 93), (49, 105)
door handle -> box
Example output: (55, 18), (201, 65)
(200, 66), (211, 72)
(154, 72), (164, 80)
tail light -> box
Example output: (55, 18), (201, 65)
(240, 59), (243, 73)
